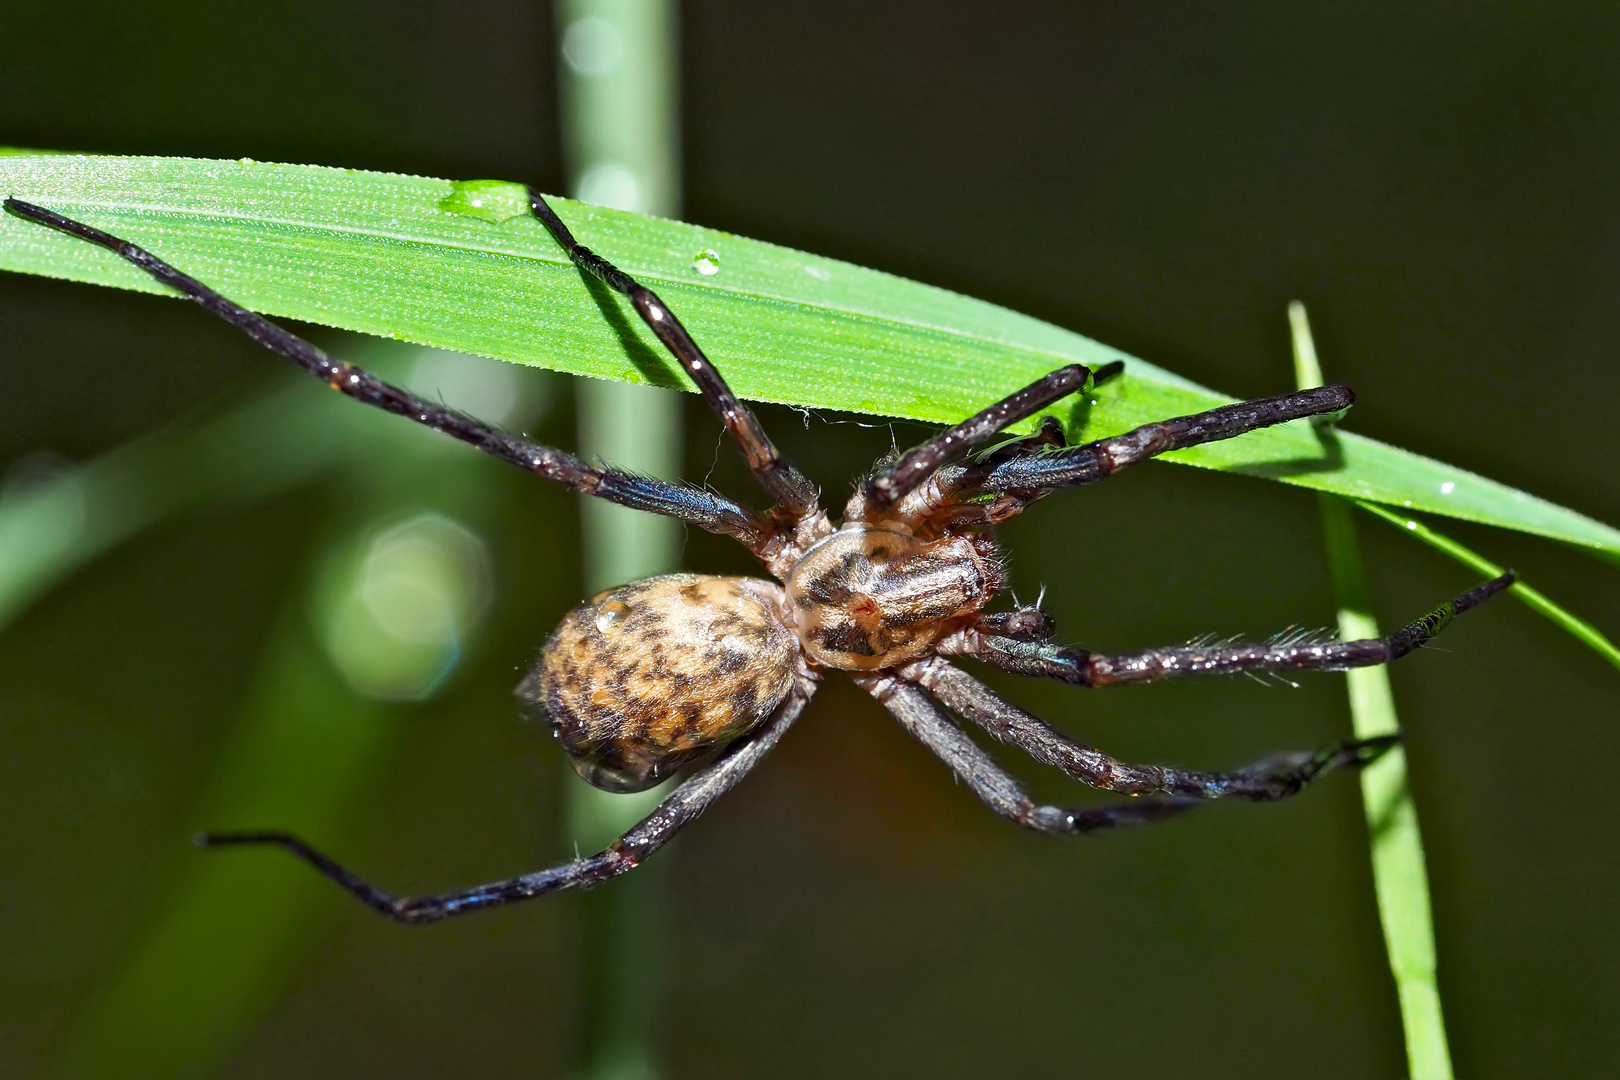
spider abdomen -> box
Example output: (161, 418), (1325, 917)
(519, 574), (802, 793)
(786, 524), (1003, 670)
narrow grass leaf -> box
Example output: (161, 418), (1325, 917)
(2, 153), (1618, 558)
(1356, 500), (1620, 673)
(1293, 301), (1453, 1080)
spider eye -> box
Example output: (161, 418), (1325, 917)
(517, 573), (802, 793)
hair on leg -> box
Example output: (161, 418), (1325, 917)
(959, 573), (1515, 687)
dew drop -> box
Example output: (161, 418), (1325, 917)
(1440, 480), (1455, 495)
(237, 157), (257, 166)
(692, 248), (721, 276)
(438, 179), (530, 224)
(595, 600), (631, 634)
(803, 265), (831, 281)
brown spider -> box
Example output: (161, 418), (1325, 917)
(3, 192), (1512, 925)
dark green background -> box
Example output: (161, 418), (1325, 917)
(2, 2), (1617, 1076)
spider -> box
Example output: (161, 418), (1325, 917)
(4, 191), (1512, 926)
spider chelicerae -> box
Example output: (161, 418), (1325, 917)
(5, 191), (1512, 926)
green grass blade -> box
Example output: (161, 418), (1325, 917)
(1319, 497), (1454, 1080)
(3, 153), (1618, 558)
(1293, 302), (1453, 1080)
(1356, 500), (1620, 672)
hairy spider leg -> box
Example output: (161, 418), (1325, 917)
(199, 679), (812, 924)
(861, 671), (1389, 834)
(880, 382), (1351, 529)
(965, 384), (1355, 499)
(2, 197), (771, 549)
(526, 189), (819, 521)
(898, 659), (1396, 800)
(961, 572), (1515, 686)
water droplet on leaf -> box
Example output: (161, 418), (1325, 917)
(692, 248), (721, 276)
(439, 179), (530, 224)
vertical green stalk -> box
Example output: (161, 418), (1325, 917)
(1353, 500), (1620, 673)
(1291, 302), (1453, 1079)
(556, 2), (682, 1078)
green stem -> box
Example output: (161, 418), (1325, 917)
(1355, 500), (1620, 672)
(557, 2), (682, 1077)
(1292, 301), (1454, 1080)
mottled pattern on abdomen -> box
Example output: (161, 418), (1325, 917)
(518, 574), (801, 793)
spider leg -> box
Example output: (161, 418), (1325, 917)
(3, 198), (770, 550)
(526, 189), (820, 520)
(894, 658), (1395, 801)
(956, 573), (1514, 686)
(860, 360), (1123, 513)
(856, 671), (1201, 834)
(196, 684), (809, 924)
(964, 384), (1354, 497)
(905, 384), (1354, 527)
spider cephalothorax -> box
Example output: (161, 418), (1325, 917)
(3, 191), (1512, 925)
